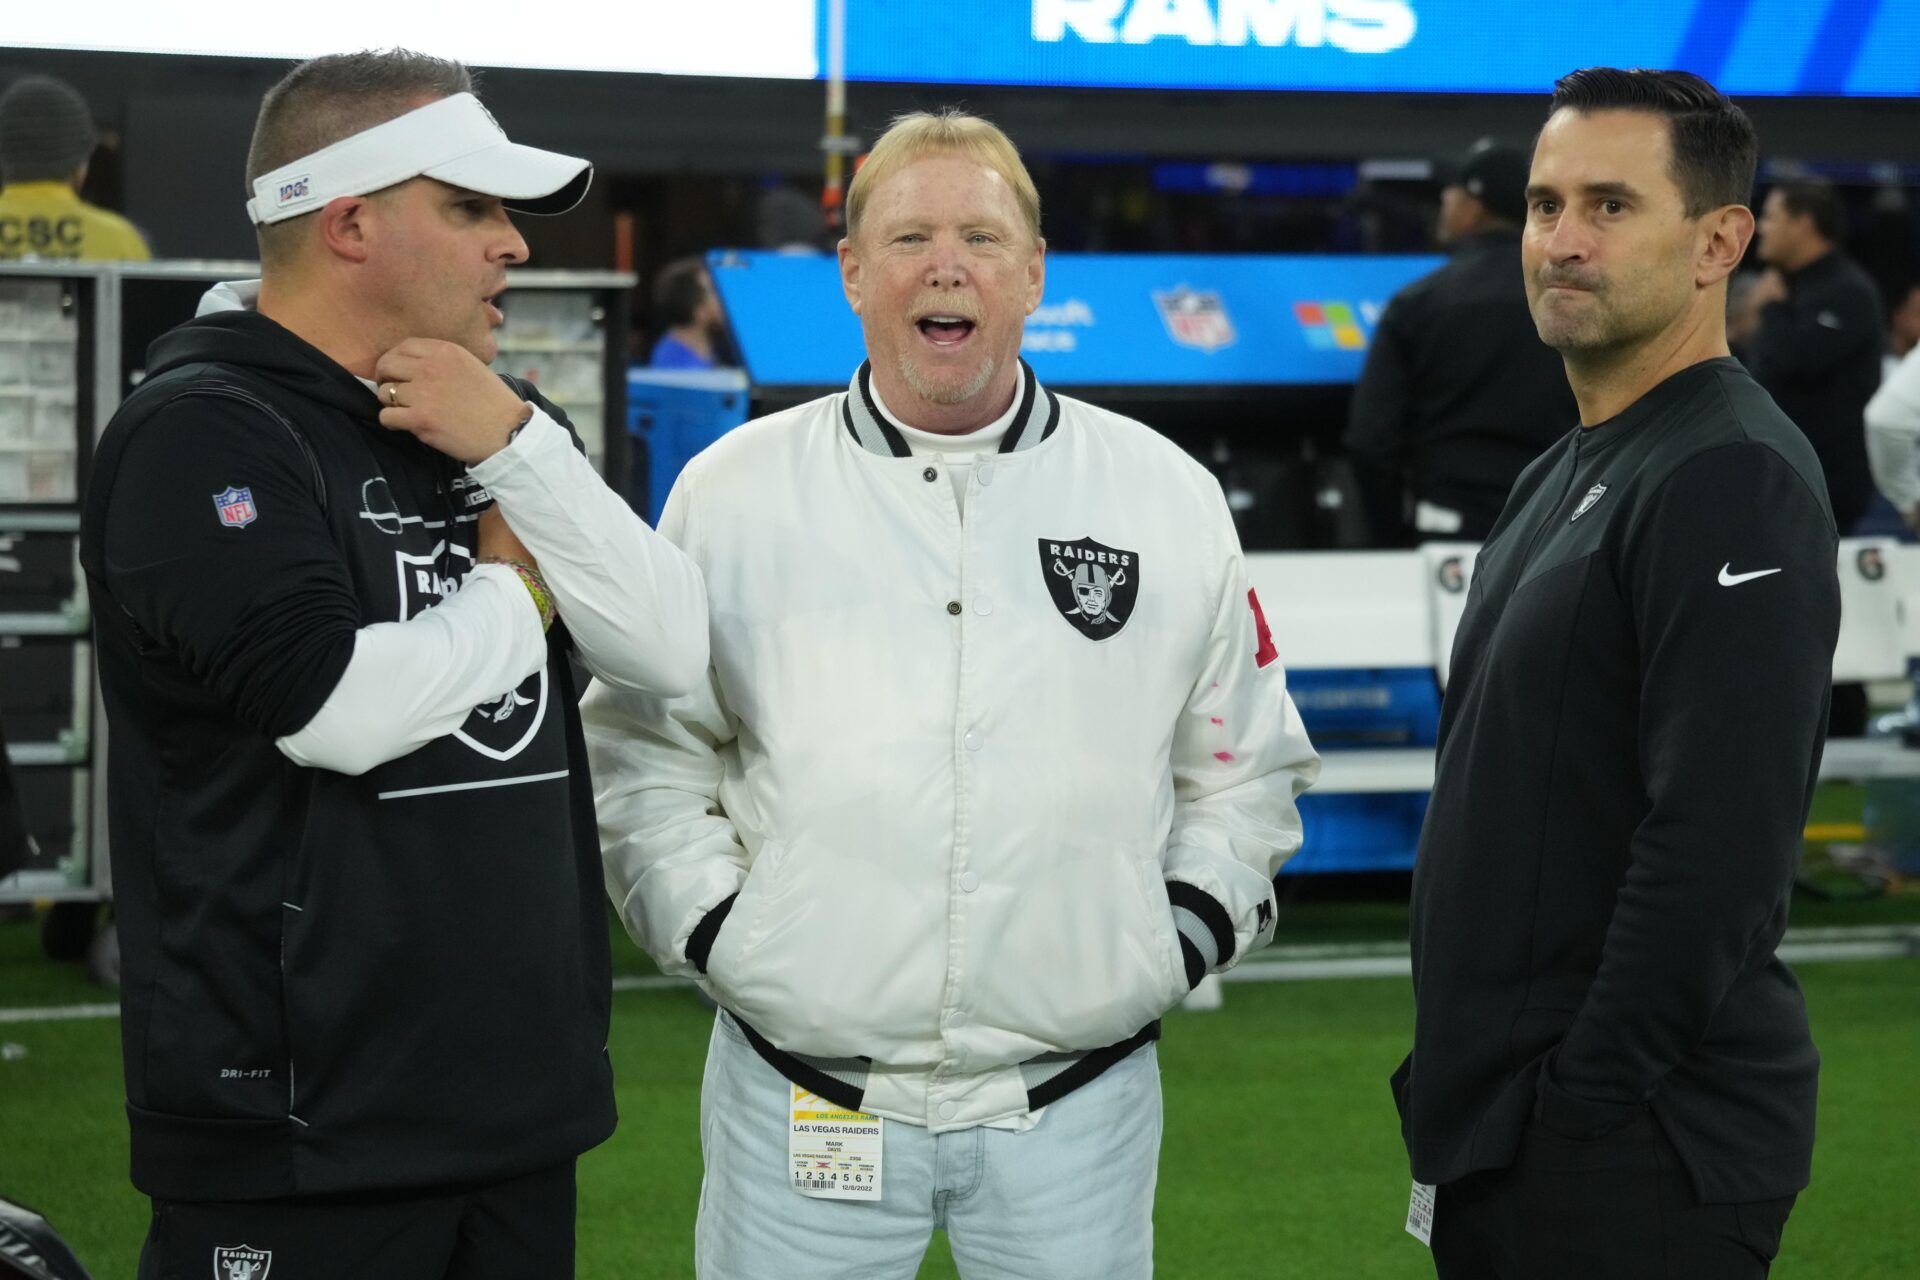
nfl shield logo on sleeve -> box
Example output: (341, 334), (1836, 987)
(213, 486), (258, 528)
(213, 1244), (272, 1278)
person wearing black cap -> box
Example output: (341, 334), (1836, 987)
(1344, 139), (1577, 544)
(79, 49), (707, 1279)
(0, 74), (149, 261)
(1739, 178), (1883, 535)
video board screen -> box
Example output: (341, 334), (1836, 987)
(837, 0), (1918, 96)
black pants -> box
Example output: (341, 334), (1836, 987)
(137, 1159), (576, 1280)
(1430, 1112), (1795, 1279)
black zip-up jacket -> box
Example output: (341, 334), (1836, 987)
(1344, 230), (1579, 542)
(1393, 358), (1839, 1205)
(1745, 250), (1885, 530)
(79, 311), (616, 1201)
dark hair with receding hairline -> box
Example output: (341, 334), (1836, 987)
(247, 48), (474, 268)
(1547, 67), (1758, 218)
(1771, 178), (1844, 244)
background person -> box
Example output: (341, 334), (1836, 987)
(1739, 177), (1885, 533)
(1866, 330), (1920, 532)
(1886, 281), (1920, 378)
(1344, 138), (1578, 544)
(647, 255), (727, 369)
(0, 73), (149, 261)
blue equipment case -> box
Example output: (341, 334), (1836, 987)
(626, 367), (751, 522)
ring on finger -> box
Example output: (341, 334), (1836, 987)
(384, 383), (400, 406)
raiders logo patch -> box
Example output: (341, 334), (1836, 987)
(1569, 483), (1608, 523)
(1040, 538), (1139, 640)
(456, 668), (550, 761)
(214, 1244), (272, 1279)
(394, 542), (550, 761)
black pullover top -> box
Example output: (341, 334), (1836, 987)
(1394, 357), (1838, 1204)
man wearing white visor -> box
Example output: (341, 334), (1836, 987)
(80, 50), (708, 1279)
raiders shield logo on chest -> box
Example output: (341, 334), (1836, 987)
(1039, 537), (1140, 640)
(213, 1245), (272, 1279)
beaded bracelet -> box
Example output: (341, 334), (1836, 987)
(481, 556), (555, 633)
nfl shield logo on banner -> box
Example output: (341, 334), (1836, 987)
(213, 486), (257, 528)
(1153, 287), (1237, 353)
(213, 1244), (272, 1279)
(1039, 537), (1141, 641)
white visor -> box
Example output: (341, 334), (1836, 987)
(245, 92), (592, 226)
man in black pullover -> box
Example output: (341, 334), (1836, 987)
(1394, 69), (1837, 1279)
(83, 51), (708, 1280)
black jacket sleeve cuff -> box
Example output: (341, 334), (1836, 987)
(1167, 879), (1236, 987)
(685, 892), (739, 975)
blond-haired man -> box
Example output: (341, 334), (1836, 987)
(585, 110), (1318, 1278)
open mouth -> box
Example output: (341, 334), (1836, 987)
(916, 314), (976, 348)
(483, 285), (508, 326)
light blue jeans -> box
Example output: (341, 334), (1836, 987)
(694, 1012), (1162, 1279)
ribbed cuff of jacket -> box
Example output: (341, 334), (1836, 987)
(1167, 880), (1236, 990)
(685, 892), (739, 975)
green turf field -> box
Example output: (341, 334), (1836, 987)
(3, 888), (1916, 1278)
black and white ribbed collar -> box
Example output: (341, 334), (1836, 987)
(841, 359), (1061, 459)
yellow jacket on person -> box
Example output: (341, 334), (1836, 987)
(0, 180), (150, 261)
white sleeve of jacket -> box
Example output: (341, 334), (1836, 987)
(581, 469), (748, 977)
(1161, 497), (1321, 977)
(275, 564), (548, 775)
(468, 408), (709, 697)
(1866, 349), (1920, 516)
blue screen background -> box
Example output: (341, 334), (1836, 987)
(826, 1), (1918, 97)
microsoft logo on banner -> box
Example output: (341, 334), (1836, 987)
(1294, 301), (1371, 351)
(1033, 0), (1418, 54)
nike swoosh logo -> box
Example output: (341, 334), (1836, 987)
(1719, 564), (1783, 587)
